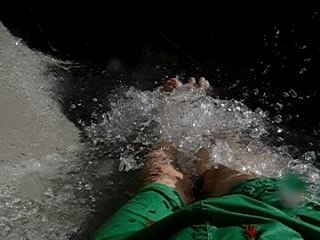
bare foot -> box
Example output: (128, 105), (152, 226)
(162, 77), (212, 94)
(193, 146), (256, 198)
(202, 164), (256, 198)
(141, 141), (194, 204)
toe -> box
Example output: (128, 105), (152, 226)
(198, 77), (210, 91)
(163, 78), (183, 93)
(187, 77), (196, 89)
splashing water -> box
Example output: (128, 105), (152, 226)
(1, 19), (320, 239)
(0, 148), (93, 239)
(87, 85), (320, 203)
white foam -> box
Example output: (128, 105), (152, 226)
(0, 22), (84, 239)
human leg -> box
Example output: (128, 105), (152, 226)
(93, 141), (194, 240)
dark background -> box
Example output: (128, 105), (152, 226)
(1, 3), (319, 79)
(1, 2), (319, 143)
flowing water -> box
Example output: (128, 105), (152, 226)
(1, 20), (320, 240)
(0, 22), (87, 239)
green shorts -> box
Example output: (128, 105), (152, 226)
(93, 178), (320, 240)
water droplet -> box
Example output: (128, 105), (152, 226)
(299, 68), (307, 74)
(302, 151), (316, 161)
(288, 89), (298, 98)
(242, 92), (249, 98)
(275, 115), (282, 123)
(261, 66), (270, 75)
(277, 136), (284, 142)
(275, 102), (283, 110)
(283, 92), (289, 98)
(84, 183), (93, 191)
